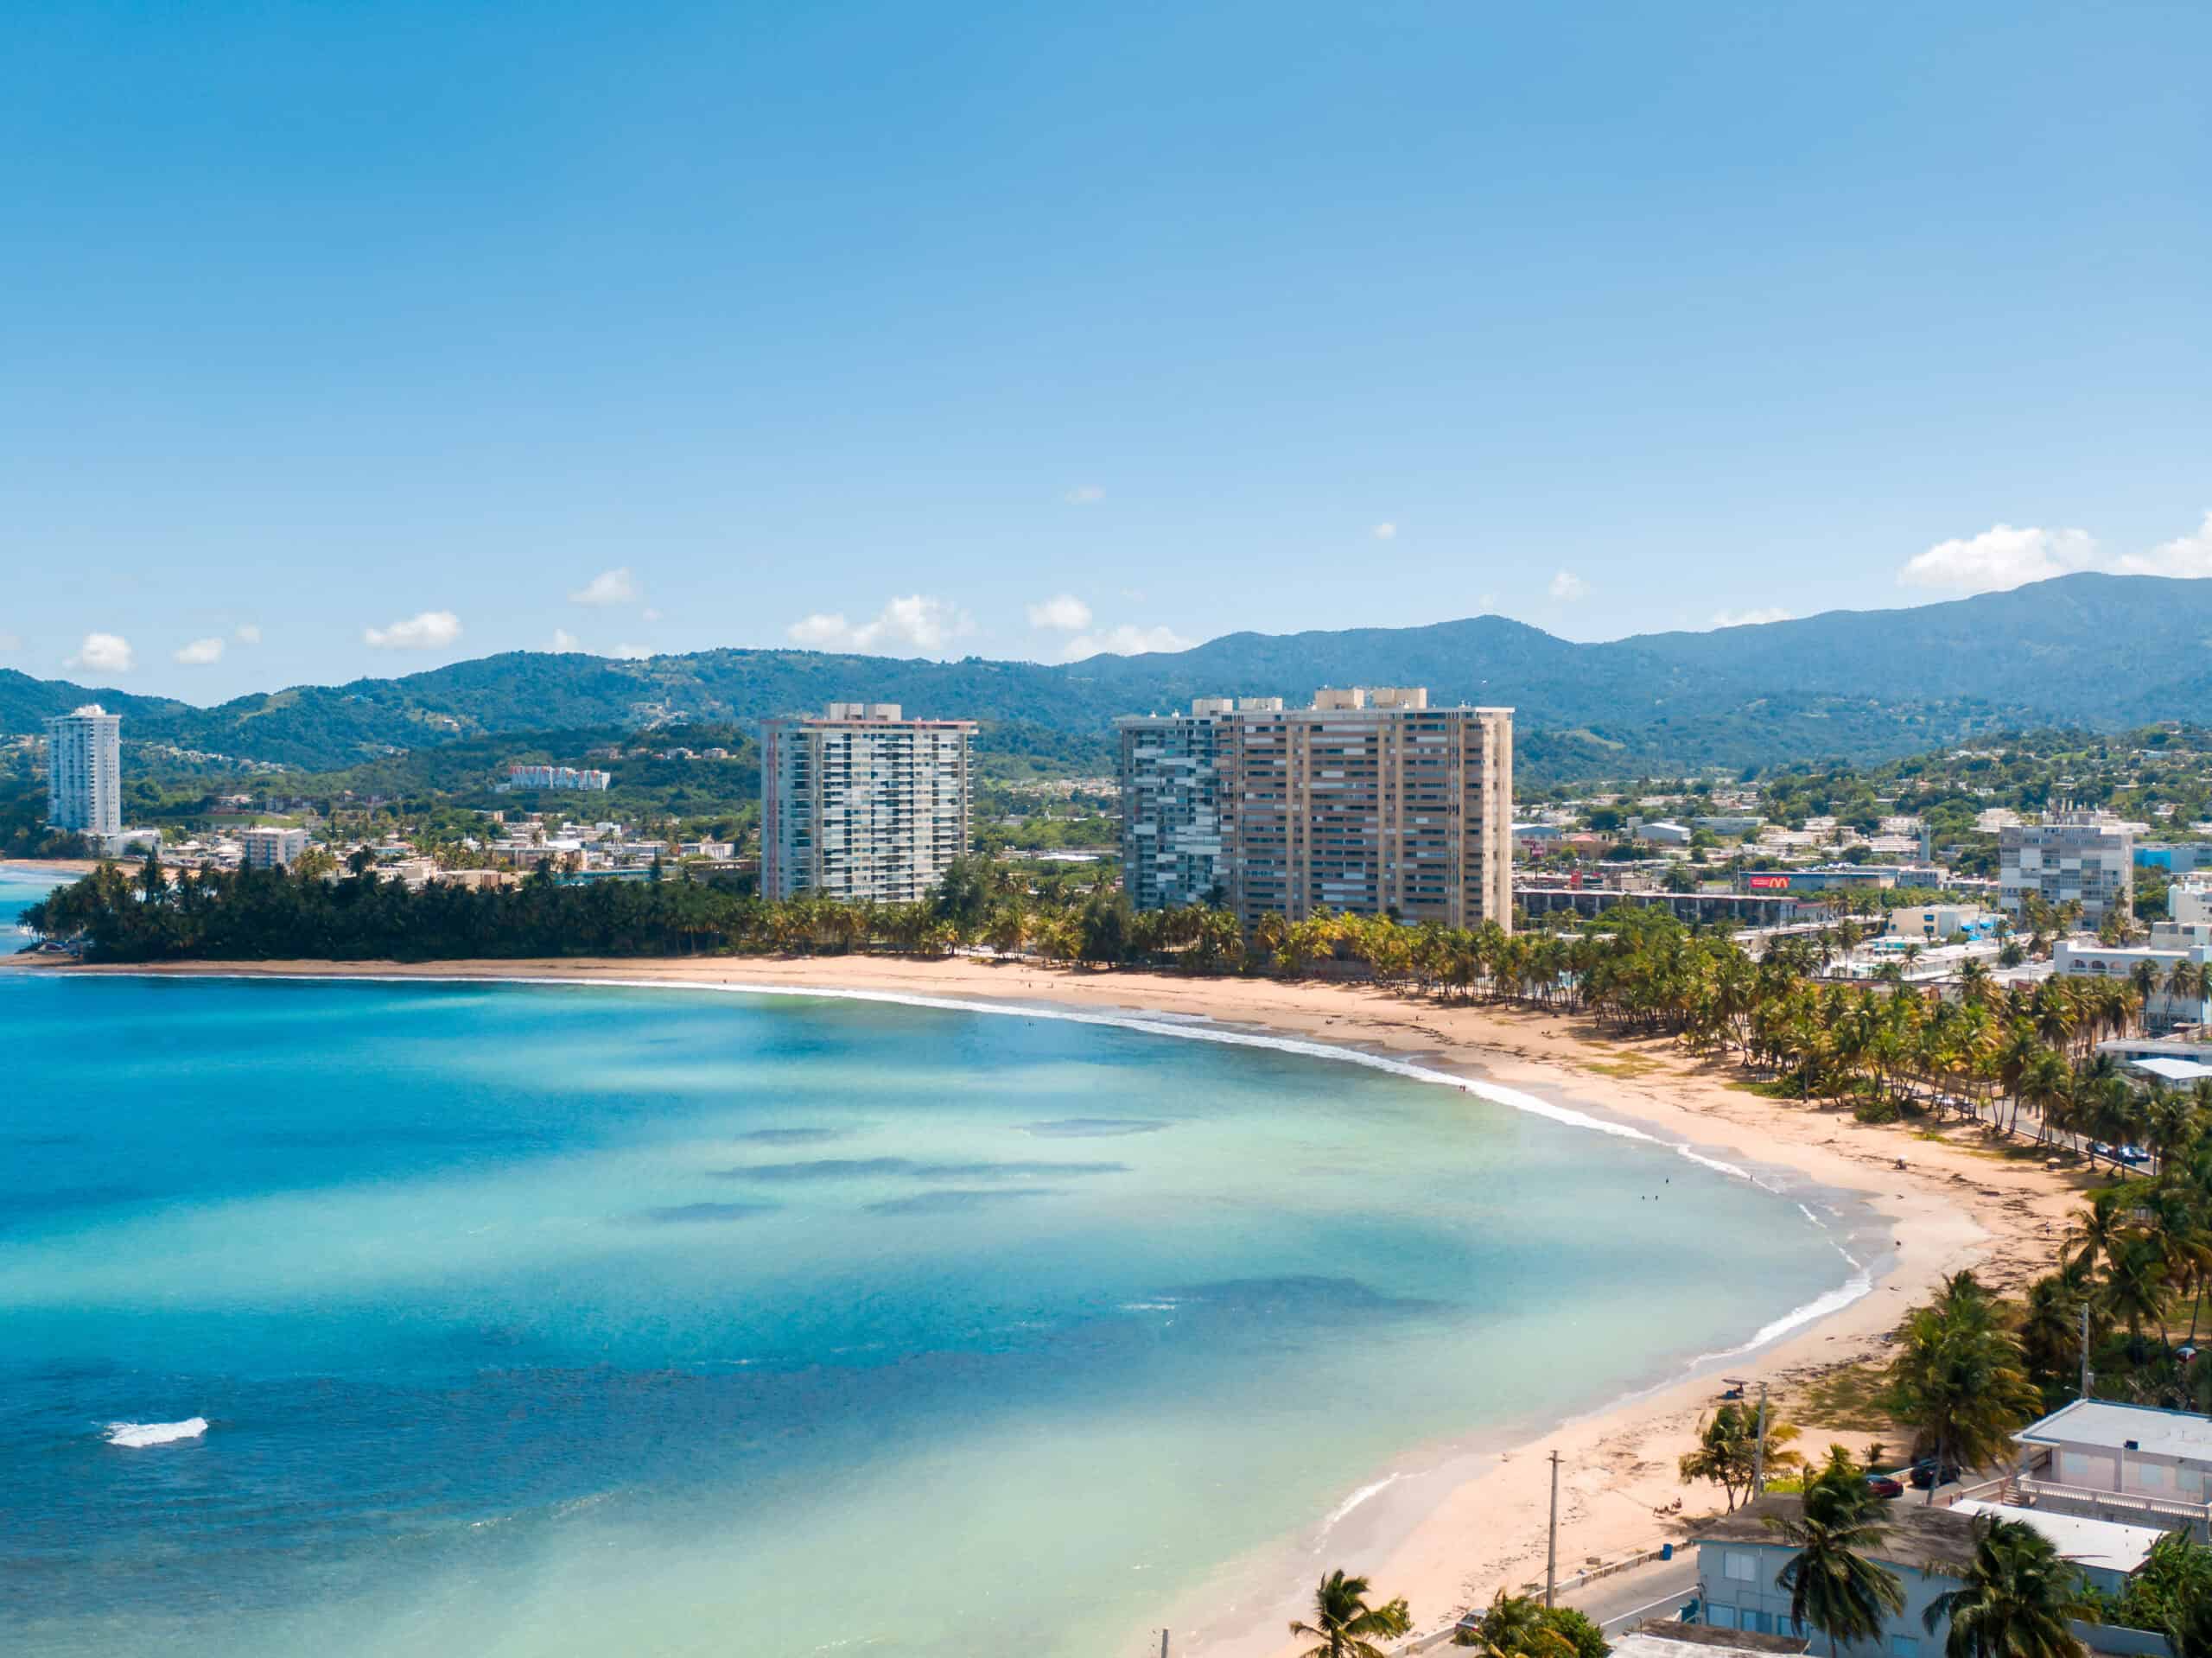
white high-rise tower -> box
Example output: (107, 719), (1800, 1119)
(45, 704), (124, 838)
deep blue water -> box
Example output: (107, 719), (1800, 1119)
(0, 867), (1863, 1656)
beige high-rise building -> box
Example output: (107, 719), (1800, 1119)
(761, 703), (976, 904)
(1116, 687), (1514, 932)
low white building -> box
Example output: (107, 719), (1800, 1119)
(2014, 1398), (2212, 1534)
(2054, 938), (2212, 1032)
(1887, 903), (1992, 941)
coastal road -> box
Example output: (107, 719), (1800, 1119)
(1564, 1557), (1700, 1632)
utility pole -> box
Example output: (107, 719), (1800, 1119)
(1751, 1383), (1770, 1497)
(1546, 1450), (1561, 1608)
(2082, 1303), (2094, 1401)
(1160, 1632), (1170, 1658)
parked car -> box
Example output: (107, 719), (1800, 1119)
(1865, 1472), (1905, 1499)
(1909, 1458), (1961, 1490)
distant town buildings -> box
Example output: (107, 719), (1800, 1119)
(1116, 687), (1515, 932)
(760, 702), (976, 904)
(2000, 808), (2135, 926)
(506, 764), (612, 791)
(45, 704), (123, 842)
(239, 826), (309, 870)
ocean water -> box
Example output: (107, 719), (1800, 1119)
(0, 872), (1867, 1657)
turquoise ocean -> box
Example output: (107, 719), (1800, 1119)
(0, 866), (1872, 1656)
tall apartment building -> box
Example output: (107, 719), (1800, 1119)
(45, 704), (123, 839)
(2000, 809), (2134, 927)
(1116, 687), (1515, 932)
(760, 703), (976, 904)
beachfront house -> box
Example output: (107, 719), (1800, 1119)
(1692, 1494), (2164, 1656)
(2013, 1400), (2212, 1535)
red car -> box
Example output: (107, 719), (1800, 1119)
(1865, 1473), (1905, 1500)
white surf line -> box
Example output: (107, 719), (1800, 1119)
(178, 970), (1770, 1176)
(80, 968), (1877, 1354)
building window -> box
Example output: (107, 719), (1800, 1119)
(1723, 1551), (1758, 1583)
(1706, 1606), (1738, 1630)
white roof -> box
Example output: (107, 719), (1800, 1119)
(2133, 1057), (2212, 1083)
(2018, 1399), (2212, 1461)
(1951, 1502), (2164, 1574)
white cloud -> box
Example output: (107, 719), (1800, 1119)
(1897, 524), (2098, 593)
(785, 594), (971, 656)
(1065, 485), (1106, 505)
(569, 567), (639, 607)
(641, 607), (663, 623)
(1548, 570), (1589, 601)
(1058, 623), (1198, 661)
(1371, 522), (1397, 540)
(363, 610), (462, 650)
(174, 637), (226, 665)
(233, 623), (262, 645)
(2116, 510), (2212, 578)
(549, 628), (583, 652)
(67, 632), (135, 673)
(1026, 593), (1093, 632)
(1708, 607), (1795, 629)
(611, 643), (654, 660)
(787, 613), (852, 647)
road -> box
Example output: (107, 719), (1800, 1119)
(1562, 1557), (1701, 1633)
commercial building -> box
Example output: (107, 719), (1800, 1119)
(761, 703), (976, 904)
(45, 704), (123, 840)
(238, 826), (310, 869)
(506, 764), (612, 791)
(1885, 902), (1993, 942)
(2139, 844), (2211, 876)
(1116, 688), (1514, 932)
(2001, 809), (2134, 927)
(1517, 885), (1802, 928)
(2053, 937), (2212, 1032)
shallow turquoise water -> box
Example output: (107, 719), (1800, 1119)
(0, 872), (1861, 1656)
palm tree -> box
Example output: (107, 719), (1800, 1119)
(1768, 1462), (1907, 1657)
(1922, 1515), (2098, 1658)
(1288, 1570), (1413, 1658)
(1886, 1273), (2042, 1502)
(1457, 1590), (1576, 1658)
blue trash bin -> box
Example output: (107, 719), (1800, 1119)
(1660, 1543), (1674, 1561)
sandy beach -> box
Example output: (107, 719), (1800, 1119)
(37, 952), (2086, 1653)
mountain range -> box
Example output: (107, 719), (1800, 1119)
(5, 573), (2207, 780)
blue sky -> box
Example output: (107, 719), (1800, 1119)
(4, 0), (2208, 702)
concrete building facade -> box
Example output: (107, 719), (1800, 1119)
(2002, 810), (2135, 926)
(1116, 688), (1514, 932)
(45, 704), (123, 840)
(761, 703), (976, 905)
(239, 826), (310, 869)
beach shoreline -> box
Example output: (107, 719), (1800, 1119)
(27, 952), (2085, 1654)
